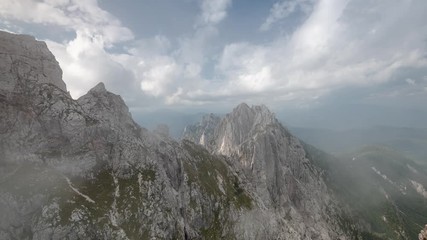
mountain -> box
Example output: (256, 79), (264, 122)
(290, 126), (427, 165)
(290, 126), (427, 238)
(134, 109), (208, 139)
(182, 103), (360, 239)
(0, 31), (360, 239)
(302, 143), (427, 239)
(183, 106), (427, 239)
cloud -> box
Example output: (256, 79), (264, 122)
(406, 78), (416, 85)
(0, 0), (71, 26)
(1, 0), (426, 111)
(85, 0), (427, 109)
(172, 0), (427, 106)
(46, 30), (136, 99)
(260, 0), (315, 31)
(120, 0), (233, 104)
(140, 56), (181, 97)
(198, 0), (232, 26)
(0, 0), (133, 44)
(0, 0), (135, 99)
(217, 42), (273, 93)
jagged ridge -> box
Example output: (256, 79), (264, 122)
(183, 103), (354, 239)
(0, 31), (355, 240)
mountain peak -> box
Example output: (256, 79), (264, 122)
(182, 103), (345, 236)
(183, 103), (279, 157)
(232, 103), (273, 117)
(0, 30), (66, 92)
(89, 82), (107, 93)
(182, 103), (279, 154)
(78, 82), (134, 127)
(228, 103), (276, 129)
(234, 102), (251, 112)
(252, 104), (271, 114)
(1, 31), (354, 240)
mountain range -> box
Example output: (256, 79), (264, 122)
(0, 31), (426, 239)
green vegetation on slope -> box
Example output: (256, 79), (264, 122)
(304, 142), (427, 240)
(183, 140), (253, 210)
(182, 140), (253, 238)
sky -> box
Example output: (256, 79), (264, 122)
(1, 0), (427, 129)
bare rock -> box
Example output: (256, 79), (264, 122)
(183, 103), (349, 239)
(0, 30), (355, 240)
(0, 31), (66, 93)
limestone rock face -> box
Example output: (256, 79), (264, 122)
(420, 225), (427, 240)
(0, 31), (66, 92)
(212, 103), (276, 156)
(0, 31), (353, 240)
(183, 103), (350, 239)
(182, 113), (221, 147)
(0, 31), (252, 240)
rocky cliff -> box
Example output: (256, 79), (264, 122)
(183, 103), (356, 239)
(0, 31), (66, 92)
(0, 31), (353, 239)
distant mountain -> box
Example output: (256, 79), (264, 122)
(183, 103), (360, 239)
(290, 126), (427, 164)
(133, 110), (207, 138)
(0, 31), (356, 239)
(304, 144), (427, 239)
(294, 125), (427, 239)
(277, 104), (427, 131)
(4, 30), (425, 240)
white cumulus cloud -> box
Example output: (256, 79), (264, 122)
(260, 0), (315, 31)
(1, 0), (426, 110)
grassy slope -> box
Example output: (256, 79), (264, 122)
(304, 143), (427, 240)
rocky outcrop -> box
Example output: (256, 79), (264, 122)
(183, 103), (351, 239)
(0, 31), (66, 93)
(182, 113), (221, 147)
(0, 31), (255, 240)
(0, 31), (353, 239)
(420, 225), (427, 240)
